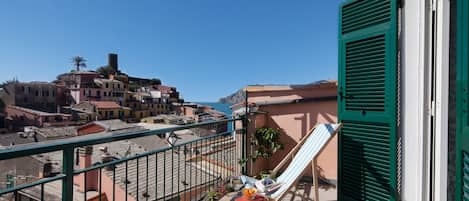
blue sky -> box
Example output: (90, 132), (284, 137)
(0, 0), (341, 102)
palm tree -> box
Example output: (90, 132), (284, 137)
(71, 56), (87, 72)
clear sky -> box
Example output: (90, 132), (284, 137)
(0, 0), (341, 102)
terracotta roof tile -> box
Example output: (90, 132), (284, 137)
(89, 101), (121, 109)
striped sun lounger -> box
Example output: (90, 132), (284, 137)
(242, 123), (342, 201)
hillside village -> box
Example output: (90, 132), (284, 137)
(0, 53), (227, 136)
(0, 54), (232, 201)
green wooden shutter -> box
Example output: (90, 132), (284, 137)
(338, 0), (398, 200)
(456, 0), (469, 200)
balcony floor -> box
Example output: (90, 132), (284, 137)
(280, 180), (336, 201)
(221, 178), (337, 201)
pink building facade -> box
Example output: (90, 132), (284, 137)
(233, 81), (338, 181)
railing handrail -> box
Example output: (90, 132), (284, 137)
(0, 117), (242, 161)
(74, 129), (242, 174)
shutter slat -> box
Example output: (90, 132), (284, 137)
(344, 34), (386, 112)
(463, 152), (469, 200)
(342, 0), (392, 34)
(456, 1), (469, 200)
(339, 0), (398, 200)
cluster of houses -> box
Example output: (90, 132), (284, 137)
(0, 54), (226, 133)
(0, 54), (231, 200)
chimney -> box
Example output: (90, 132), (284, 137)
(40, 159), (60, 178)
(42, 162), (53, 178)
(108, 53), (118, 72)
(77, 146), (98, 192)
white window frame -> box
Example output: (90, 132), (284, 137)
(433, 0), (450, 200)
(402, 0), (450, 200)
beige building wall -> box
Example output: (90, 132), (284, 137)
(258, 101), (337, 179)
(237, 81), (338, 181)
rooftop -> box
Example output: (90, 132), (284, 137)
(89, 101), (122, 109)
(35, 126), (77, 139)
(6, 105), (70, 117)
(245, 80), (337, 92)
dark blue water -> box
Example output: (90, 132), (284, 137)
(197, 102), (232, 117)
(197, 102), (233, 131)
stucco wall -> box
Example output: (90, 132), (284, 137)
(261, 100), (338, 180)
(238, 84), (339, 182)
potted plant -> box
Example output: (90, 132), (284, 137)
(204, 191), (220, 201)
(249, 127), (284, 176)
(251, 127), (284, 161)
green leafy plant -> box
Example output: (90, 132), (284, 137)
(204, 191), (220, 201)
(260, 170), (273, 179)
(250, 127), (284, 161)
(96, 65), (116, 77)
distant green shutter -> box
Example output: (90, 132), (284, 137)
(338, 0), (398, 200)
(456, 0), (469, 200)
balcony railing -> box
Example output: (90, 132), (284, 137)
(0, 117), (246, 201)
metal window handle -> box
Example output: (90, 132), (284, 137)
(339, 90), (352, 101)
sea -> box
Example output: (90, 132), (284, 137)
(196, 102), (232, 117)
(196, 102), (233, 131)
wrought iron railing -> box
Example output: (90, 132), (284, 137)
(0, 117), (245, 201)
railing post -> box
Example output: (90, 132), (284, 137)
(241, 90), (249, 175)
(62, 147), (74, 201)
